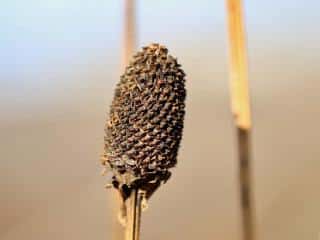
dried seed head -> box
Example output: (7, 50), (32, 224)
(103, 43), (186, 196)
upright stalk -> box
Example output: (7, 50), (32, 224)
(112, 1), (136, 239)
(122, 0), (136, 67)
(122, 2), (138, 240)
(125, 190), (143, 240)
(226, 1), (255, 240)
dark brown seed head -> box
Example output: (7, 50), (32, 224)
(103, 43), (186, 193)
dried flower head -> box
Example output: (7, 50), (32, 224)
(102, 43), (186, 199)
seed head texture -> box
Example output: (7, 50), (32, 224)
(103, 43), (186, 191)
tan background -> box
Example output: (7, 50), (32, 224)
(1, 1), (319, 239)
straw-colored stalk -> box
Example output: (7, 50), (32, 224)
(124, 190), (145, 240)
(226, 0), (256, 240)
(111, 1), (136, 240)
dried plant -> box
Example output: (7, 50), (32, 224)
(102, 43), (186, 202)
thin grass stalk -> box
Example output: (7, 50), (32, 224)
(111, 1), (136, 239)
(125, 190), (144, 240)
(226, 1), (255, 240)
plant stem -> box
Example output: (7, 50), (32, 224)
(237, 128), (254, 240)
(125, 189), (143, 240)
(226, 0), (255, 240)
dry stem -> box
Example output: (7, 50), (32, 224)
(226, 1), (255, 240)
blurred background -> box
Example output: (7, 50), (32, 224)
(1, 1), (320, 240)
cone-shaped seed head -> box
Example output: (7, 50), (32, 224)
(103, 43), (186, 190)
